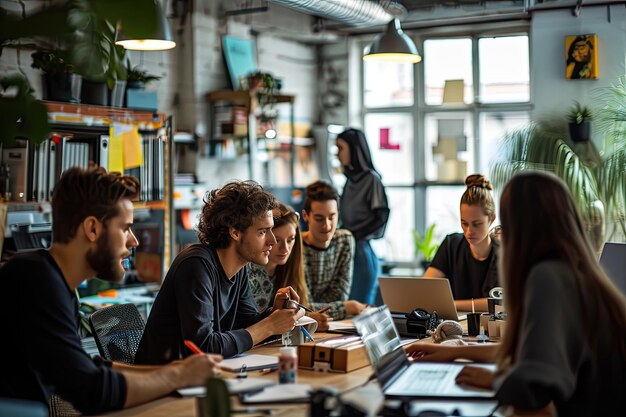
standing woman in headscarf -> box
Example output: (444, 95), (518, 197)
(336, 128), (390, 305)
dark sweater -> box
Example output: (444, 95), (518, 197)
(495, 260), (626, 415)
(135, 245), (266, 364)
(0, 250), (127, 414)
(429, 233), (499, 299)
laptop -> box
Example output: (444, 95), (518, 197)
(599, 242), (626, 297)
(378, 276), (464, 320)
(353, 305), (497, 401)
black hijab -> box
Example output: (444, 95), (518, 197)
(337, 128), (379, 179)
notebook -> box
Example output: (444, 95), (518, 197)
(354, 306), (497, 401)
(599, 242), (626, 297)
(378, 276), (464, 320)
(220, 354), (278, 372)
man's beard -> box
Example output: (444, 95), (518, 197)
(86, 229), (125, 283)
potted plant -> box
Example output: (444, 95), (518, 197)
(567, 101), (592, 142)
(31, 49), (81, 103)
(491, 76), (626, 247)
(412, 224), (440, 271)
(1, 0), (161, 145)
(126, 64), (161, 90)
(124, 62), (161, 109)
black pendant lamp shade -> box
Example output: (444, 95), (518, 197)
(115, 1), (176, 51)
(363, 19), (421, 64)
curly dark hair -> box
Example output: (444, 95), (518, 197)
(197, 180), (278, 248)
(52, 167), (139, 243)
(303, 180), (339, 213)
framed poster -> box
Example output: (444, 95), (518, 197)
(565, 34), (599, 80)
(222, 36), (257, 89)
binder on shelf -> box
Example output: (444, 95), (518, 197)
(2, 140), (30, 202)
(48, 141), (56, 200)
(97, 135), (109, 171)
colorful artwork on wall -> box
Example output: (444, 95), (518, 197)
(565, 34), (599, 80)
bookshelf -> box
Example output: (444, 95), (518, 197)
(0, 101), (174, 283)
(204, 89), (296, 187)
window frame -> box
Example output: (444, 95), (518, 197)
(360, 26), (532, 266)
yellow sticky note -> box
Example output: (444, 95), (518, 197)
(109, 125), (125, 174)
(121, 125), (143, 169)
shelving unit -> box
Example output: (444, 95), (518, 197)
(0, 101), (174, 282)
(205, 89), (296, 187)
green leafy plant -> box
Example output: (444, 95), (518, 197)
(567, 101), (592, 124)
(0, 0), (159, 145)
(490, 76), (626, 245)
(126, 63), (161, 85)
(413, 224), (440, 263)
(31, 49), (75, 74)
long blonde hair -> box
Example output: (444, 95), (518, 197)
(273, 203), (309, 307)
(497, 172), (626, 370)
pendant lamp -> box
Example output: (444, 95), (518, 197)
(115, 1), (176, 51)
(363, 18), (421, 63)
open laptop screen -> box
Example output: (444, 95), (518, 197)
(352, 305), (402, 368)
(599, 242), (626, 297)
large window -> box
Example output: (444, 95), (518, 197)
(362, 32), (530, 263)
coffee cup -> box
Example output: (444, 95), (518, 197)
(282, 316), (318, 346)
(466, 312), (481, 337)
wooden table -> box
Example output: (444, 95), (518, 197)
(95, 332), (550, 417)
(97, 332), (379, 417)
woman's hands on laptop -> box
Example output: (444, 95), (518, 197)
(455, 365), (494, 390)
(404, 343), (460, 362)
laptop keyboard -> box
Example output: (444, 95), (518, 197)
(390, 363), (458, 394)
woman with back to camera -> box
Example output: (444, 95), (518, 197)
(406, 172), (626, 416)
(425, 174), (499, 312)
(248, 203), (332, 330)
(336, 128), (390, 305)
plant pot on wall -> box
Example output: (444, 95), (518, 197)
(569, 121), (591, 142)
(42, 73), (82, 103)
(81, 79), (108, 106)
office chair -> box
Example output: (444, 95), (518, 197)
(89, 303), (145, 364)
(0, 397), (47, 417)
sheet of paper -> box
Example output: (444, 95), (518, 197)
(177, 377), (275, 397)
(241, 383), (312, 404)
(328, 321), (356, 332)
(409, 400), (498, 416)
(221, 354), (279, 372)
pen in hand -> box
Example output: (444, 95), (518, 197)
(184, 339), (203, 354)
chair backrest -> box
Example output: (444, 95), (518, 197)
(89, 303), (145, 364)
(0, 397), (48, 417)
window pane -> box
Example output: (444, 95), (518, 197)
(426, 186), (465, 240)
(479, 111), (530, 174)
(479, 36), (529, 103)
(424, 112), (474, 182)
(364, 61), (414, 108)
(371, 188), (415, 262)
(424, 38), (473, 105)
(364, 113), (414, 185)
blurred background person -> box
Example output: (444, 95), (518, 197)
(336, 128), (389, 305)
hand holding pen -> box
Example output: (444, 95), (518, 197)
(274, 286), (300, 311)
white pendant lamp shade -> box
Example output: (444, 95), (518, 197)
(363, 19), (421, 63)
(115, 1), (176, 51)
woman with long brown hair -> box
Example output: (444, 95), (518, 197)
(248, 203), (331, 330)
(406, 172), (626, 415)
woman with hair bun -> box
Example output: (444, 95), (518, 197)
(425, 174), (498, 312)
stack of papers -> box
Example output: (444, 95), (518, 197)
(177, 378), (275, 397)
(221, 354), (279, 372)
(241, 384), (312, 404)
